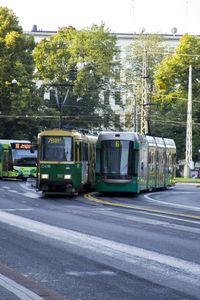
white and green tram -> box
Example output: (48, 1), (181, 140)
(95, 132), (176, 193)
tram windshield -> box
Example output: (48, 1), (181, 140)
(101, 140), (134, 178)
(41, 136), (73, 161)
(12, 149), (37, 167)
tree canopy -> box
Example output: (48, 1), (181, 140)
(0, 6), (42, 140)
(33, 25), (121, 130)
(153, 34), (200, 162)
(122, 34), (165, 131)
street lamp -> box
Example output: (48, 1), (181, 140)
(11, 79), (18, 84)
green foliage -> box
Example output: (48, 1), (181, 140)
(124, 34), (165, 90)
(33, 24), (121, 129)
(153, 34), (200, 162)
(154, 34), (200, 104)
(0, 6), (42, 141)
(122, 34), (165, 130)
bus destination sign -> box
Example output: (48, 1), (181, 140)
(13, 143), (32, 150)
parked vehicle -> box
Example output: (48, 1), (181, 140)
(0, 140), (37, 181)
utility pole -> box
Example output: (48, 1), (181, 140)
(184, 65), (193, 178)
(133, 92), (138, 132)
(140, 48), (148, 135)
(185, 0), (190, 33)
(55, 87), (71, 129)
(51, 83), (72, 129)
(131, 0), (135, 34)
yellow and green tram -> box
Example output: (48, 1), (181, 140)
(95, 132), (176, 193)
(0, 140), (37, 181)
(37, 128), (98, 195)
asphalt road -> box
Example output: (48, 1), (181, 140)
(0, 179), (200, 300)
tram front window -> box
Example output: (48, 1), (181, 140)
(41, 136), (73, 161)
(101, 140), (133, 178)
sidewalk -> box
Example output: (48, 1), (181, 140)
(175, 181), (200, 186)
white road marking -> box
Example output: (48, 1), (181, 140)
(2, 209), (33, 212)
(0, 273), (44, 300)
(1, 183), (41, 199)
(96, 209), (200, 232)
(1, 186), (11, 190)
(0, 210), (200, 287)
(65, 270), (115, 276)
(144, 192), (200, 211)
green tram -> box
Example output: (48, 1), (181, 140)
(95, 132), (176, 193)
(0, 140), (37, 181)
(37, 128), (98, 195)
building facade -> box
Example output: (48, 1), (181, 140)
(25, 26), (191, 131)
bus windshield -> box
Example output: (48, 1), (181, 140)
(12, 149), (37, 167)
(41, 136), (73, 161)
(101, 140), (134, 178)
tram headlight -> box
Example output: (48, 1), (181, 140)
(41, 174), (49, 179)
(64, 174), (71, 180)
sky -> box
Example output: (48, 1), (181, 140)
(1, 0), (200, 35)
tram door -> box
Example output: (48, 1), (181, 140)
(88, 144), (96, 186)
(80, 142), (89, 185)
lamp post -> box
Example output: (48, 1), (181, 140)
(11, 79), (18, 85)
(184, 65), (193, 178)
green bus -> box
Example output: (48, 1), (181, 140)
(0, 140), (37, 181)
(37, 128), (97, 195)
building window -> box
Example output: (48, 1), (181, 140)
(114, 91), (121, 105)
(125, 113), (131, 128)
(104, 114), (109, 128)
(114, 114), (120, 128)
(104, 91), (110, 105)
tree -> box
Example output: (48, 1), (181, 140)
(33, 25), (121, 130)
(122, 34), (165, 132)
(0, 6), (42, 141)
(153, 34), (200, 162)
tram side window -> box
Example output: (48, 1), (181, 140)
(128, 141), (136, 176)
(166, 152), (169, 172)
(80, 142), (88, 161)
(159, 150), (163, 170)
(75, 142), (78, 162)
(133, 149), (139, 176)
(172, 153), (176, 177)
(89, 144), (92, 160)
(169, 154), (172, 174)
(149, 150), (155, 172)
(96, 148), (100, 175)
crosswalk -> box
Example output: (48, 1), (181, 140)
(0, 182), (41, 199)
(0, 209), (199, 298)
